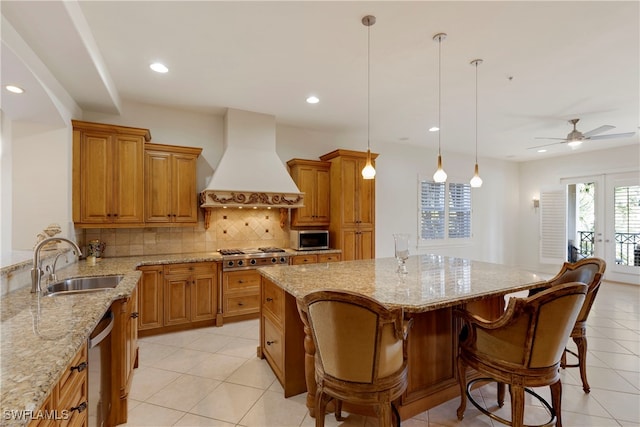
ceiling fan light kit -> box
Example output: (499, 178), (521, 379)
(529, 118), (635, 151)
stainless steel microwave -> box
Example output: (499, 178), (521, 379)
(290, 230), (329, 251)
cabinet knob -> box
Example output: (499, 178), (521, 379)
(266, 297), (273, 302)
(70, 361), (87, 373)
(131, 312), (139, 319)
(71, 402), (88, 413)
(167, 214), (172, 217)
(238, 280), (244, 284)
(238, 302), (244, 306)
(114, 213), (118, 217)
(266, 340), (276, 345)
(107, 214), (111, 217)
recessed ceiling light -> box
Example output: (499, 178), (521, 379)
(150, 62), (169, 73)
(537, 149), (547, 153)
(5, 85), (24, 94)
(429, 126), (439, 132)
(306, 96), (319, 104)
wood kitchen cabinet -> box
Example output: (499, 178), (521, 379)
(137, 265), (164, 330)
(319, 149), (377, 261)
(222, 270), (261, 320)
(290, 253), (341, 265)
(164, 262), (218, 326)
(259, 277), (306, 397)
(111, 285), (139, 425)
(287, 159), (331, 227)
(144, 143), (202, 226)
(72, 120), (150, 228)
(29, 343), (89, 427)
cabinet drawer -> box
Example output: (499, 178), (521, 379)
(224, 270), (261, 292)
(318, 253), (341, 263)
(58, 344), (87, 405)
(262, 279), (284, 323)
(58, 375), (87, 427)
(263, 315), (284, 375)
(224, 293), (260, 316)
(291, 254), (318, 265)
(164, 262), (214, 276)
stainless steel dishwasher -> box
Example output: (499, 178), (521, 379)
(88, 311), (114, 427)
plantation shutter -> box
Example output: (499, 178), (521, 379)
(449, 183), (472, 238)
(420, 181), (445, 240)
(540, 186), (567, 264)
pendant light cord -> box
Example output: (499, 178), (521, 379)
(474, 60), (478, 164)
(367, 20), (371, 152)
(437, 35), (442, 157)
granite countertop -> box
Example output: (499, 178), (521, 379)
(0, 251), (226, 427)
(258, 254), (547, 313)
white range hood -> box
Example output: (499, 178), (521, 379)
(200, 109), (304, 226)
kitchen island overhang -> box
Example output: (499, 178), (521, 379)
(257, 255), (549, 420)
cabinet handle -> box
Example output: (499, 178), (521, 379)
(238, 280), (244, 284)
(173, 214), (177, 217)
(266, 297), (273, 302)
(237, 302), (244, 306)
(114, 213), (118, 217)
(70, 402), (88, 413)
(70, 361), (87, 373)
(266, 340), (276, 345)
(167, 214), (171, 217)
(131, 312), (139, 319)
(106, 214), (111, 217)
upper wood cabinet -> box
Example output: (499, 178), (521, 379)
(287, 159), (331, 227)
(73, 120), (150, 227)
(144, 143), (202, 226)
(319, 149), (377, 261)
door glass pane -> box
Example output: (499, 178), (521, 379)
(576, 183), (595, 259)
(614, 185), (640, 267)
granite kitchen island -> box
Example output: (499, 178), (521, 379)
(257, 255), (547, 420)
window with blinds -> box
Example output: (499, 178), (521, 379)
(419, 180), (472, 242)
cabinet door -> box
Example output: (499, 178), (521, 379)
(341, 230), (358, 261)
(172, 153), (199, 223)
(358, 228), (375, 260)
(191, 273), (217, 322)
(125, 286), (139, 394)
(145, 150), (172, 223)
(80, 131), (113, 223)
(293, 166), (317, 225)
(113, 135), (145, 224)
(357, 158), (375, 228)
(315, 167), (331, 224)
(137, 266), (164, 330)
(341, 157), (359, 226)
(164, 276), (191, 325)
(291, 254), (318, 265)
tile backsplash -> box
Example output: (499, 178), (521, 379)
(75, 209), (290, 257)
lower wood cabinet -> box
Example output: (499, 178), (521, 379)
(259, 277), (306, 397)
(137, 262), (219, 334)
(111, 285), (139, 425)
(29, 344), (88, 427)
(290, 253), (342, 265)
(222, 270), (261, 319)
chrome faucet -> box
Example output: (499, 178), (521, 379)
(45, 252), (67, 283)
(31, 237), (83, 293)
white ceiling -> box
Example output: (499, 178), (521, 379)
(1, 1), (638, 161)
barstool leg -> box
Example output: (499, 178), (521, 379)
(456, 356), (467, 420)
(574, 336), (590, 393)
(550, 379), (563, 427)
(510, 385), (525, 427)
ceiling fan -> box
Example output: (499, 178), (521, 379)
(529, 118), (636, 150)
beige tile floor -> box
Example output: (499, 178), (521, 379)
(122, 281), (639, 427)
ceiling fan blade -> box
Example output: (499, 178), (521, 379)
(533, 137), (567, 140)
(583, 125), (615, 137)
(588, 131), (636, 140)
(528, 141), (565, 150)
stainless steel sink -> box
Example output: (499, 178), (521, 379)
(45, 275), (124, 296)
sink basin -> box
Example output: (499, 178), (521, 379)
(46, 275), (124, 296)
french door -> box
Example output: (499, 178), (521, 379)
(558, 172), (640, 284)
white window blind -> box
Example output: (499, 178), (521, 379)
(420, 180), (472, 242)
(449, 183), (472, 238)
(539, 187), (567, 264)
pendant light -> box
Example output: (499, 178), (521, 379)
(361, 15), (376, 180)
(432, 33), (447, 183)
(470, 59), (483, 188)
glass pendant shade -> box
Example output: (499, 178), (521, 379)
(362, 150), (376, 179)
(433, 154), (447, 183)
(470, 163), (483, 187)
